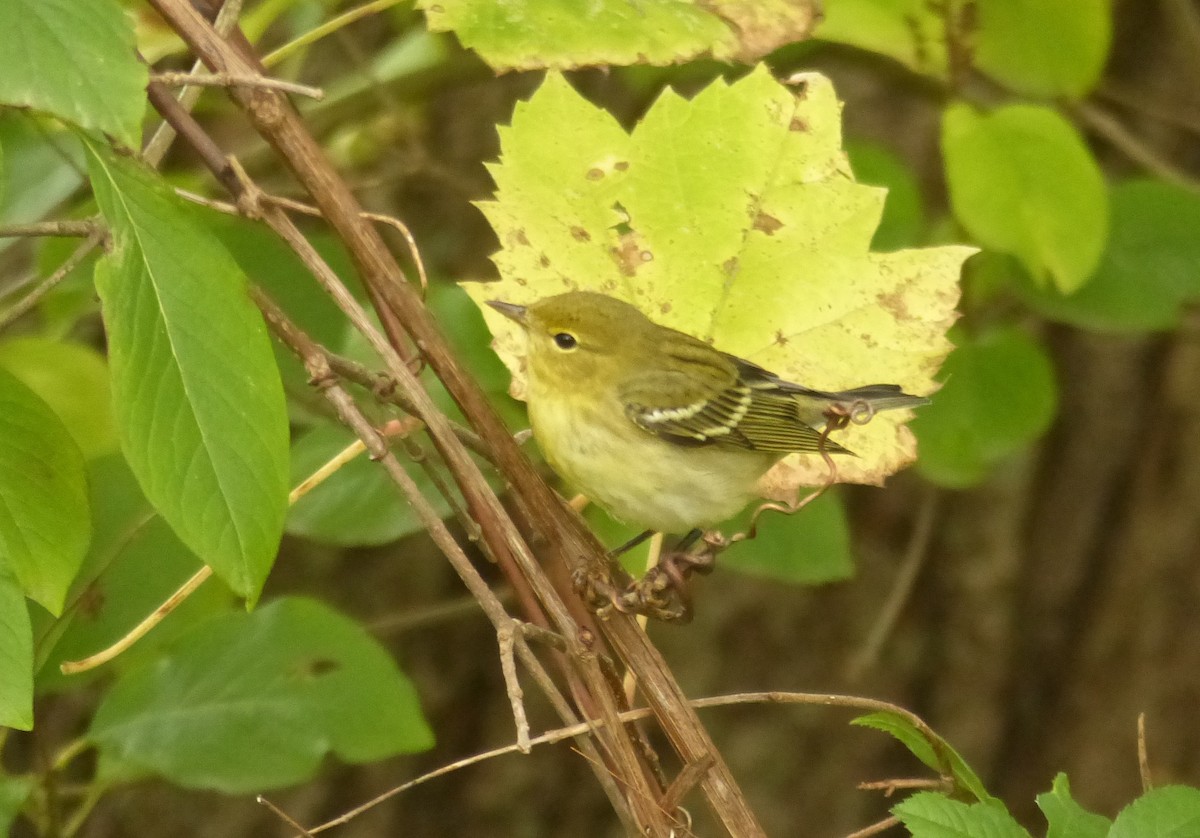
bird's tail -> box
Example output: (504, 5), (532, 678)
(829, 383), (929, 412)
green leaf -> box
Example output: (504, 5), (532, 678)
(0, 338), (117, 459)
(1037, 773), (1111, 838)
(0, 367), (90, 614)
(470, 69), (969, 493)
(34, 454), (230, 694)
(89, 597), (435, 793)
(894, 792), (1031, 838)
(853, 711), (994, 803)
(1110, 786), (1200, 838)
(817, 0), (949, 79)
(913, 326), (1057, 489)
(0, 570), (34, 729)
(1014, 180), (1200, 332)
(942, 103), (1107, 294)
(0, 114), (86, 256)
(84, 140), (290, 604)
(722, 491), (853, 584)
(974, 0), (1111, 98)
(419, 0), (819, 69)
(0, 0), (146, 147)
(0, 774), (34, 833)
(846, 140), (925, 251)
(287, 423), (452, 547)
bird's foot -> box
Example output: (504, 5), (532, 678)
(573, 536), (718, 623)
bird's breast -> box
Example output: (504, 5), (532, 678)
(526, 385), (776, 533)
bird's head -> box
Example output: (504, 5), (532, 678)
(487, 291), (649, 394)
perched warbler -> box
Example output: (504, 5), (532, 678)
(488, 291), (928, 535)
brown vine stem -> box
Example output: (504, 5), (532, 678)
(144, 4), (760, 833)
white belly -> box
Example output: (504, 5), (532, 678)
(528, 391), (775, 533)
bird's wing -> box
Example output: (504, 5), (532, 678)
(620, 360), (848, 454)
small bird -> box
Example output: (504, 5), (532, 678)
(488, 291), (928, 535)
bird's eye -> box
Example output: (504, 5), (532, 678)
(553, 332), (578, 350)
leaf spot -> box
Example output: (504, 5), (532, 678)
(753, 212), (784, 234)
(570, 226), (591, 242)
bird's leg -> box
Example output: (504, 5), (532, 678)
(607, 528), (655, 558)
(613, 528), (718, 623)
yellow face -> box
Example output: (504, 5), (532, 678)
(488, 291), (647, 397)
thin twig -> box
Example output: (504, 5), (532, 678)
(843, 816), (901, 838)
(0, 228), (106, 332)
(261, 0), (406, 67)
(1072, 102), (1200, 191)
(0, 220), (98, 239)
(257, 796), (315, 837)
(142, 0), (246, 164)
(151, 71), (324, 100)
(498, 625), (532, 753)
(1137, 712), (1153, 792)
(174, 187), (430, 295)
(291, 689), (948, 835)
(59, 566), (212, 674)
(858, 777), (951, 796)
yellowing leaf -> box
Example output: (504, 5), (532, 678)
(466, 68), (969, 498)
(419, 0), (819, 71)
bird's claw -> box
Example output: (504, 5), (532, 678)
(572, 543), (717, 623)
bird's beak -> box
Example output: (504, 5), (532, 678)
(486, 300), (528, 326)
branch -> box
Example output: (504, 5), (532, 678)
(144, 4), (765, 831)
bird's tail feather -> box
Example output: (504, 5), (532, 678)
(831, 383), (929, 412)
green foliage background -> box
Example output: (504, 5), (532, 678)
(0, 0), (1198, 836)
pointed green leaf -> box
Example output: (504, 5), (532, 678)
(942, 103), (1107, 294)
(0, 0), (146, 147)
(418, 0), (819, 70)
(912, 326), (1057, 488)
(853, 710), (994, 803)
(0, 570), (34, 729)
(975, 0), (1111, 98)
(894, 792), (1031, 838)
(89, 597), (434, 792)
(84, 140), (289, 604)
(1110, 786), (1200, 838)
(0, 367), (89, 614)
(0, 338), (117, 459)
(1037, 773), (1111, 838)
